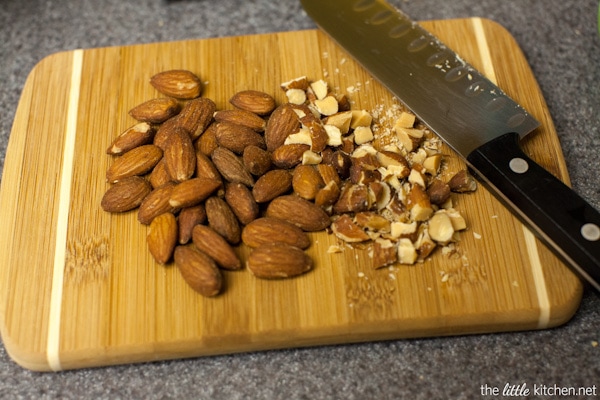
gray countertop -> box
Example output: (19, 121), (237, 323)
(1, 0), (599, 398)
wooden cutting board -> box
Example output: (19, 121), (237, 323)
(0, 18), (583, 372)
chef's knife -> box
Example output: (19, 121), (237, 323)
(301, 0), (600, 291)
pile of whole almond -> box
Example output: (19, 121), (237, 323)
(101, 70), (476, 297)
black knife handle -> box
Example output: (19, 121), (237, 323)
(467, 132), (600, 291)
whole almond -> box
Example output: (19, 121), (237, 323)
(150, 70), (203, 99)
(247, 242), (313, 279)
(195, 122), (219, 156)
(164, 127), (196, 182)
(138, 182), (178, 225)
(265, 195), (331, 232)
(178, 205), (206, 244)
(101, 176), (152, 213)
(271, 143), (310, 169)
(106, 144), (163, 183)
(242, 217), (310, 249)
(230, 90), (276, 116)
(148, 159), (173, 189)
(174, 245), (222, 297)
(169, 177), (221, 208)
(192, 225), (241, 270)
(205, 196), (241, 244)
(106, 122), (155, 155)
(211, 147), (254, 187)
(264, 104), (300, 151)
(173, 97), (216, 140)
(129, 97), (181, 124)
(215, 121), (266, 154)
(292, 165), (325, 200)
(214, 109), (266, 132)
(243, 145), (272, 176)
(252, 169), (292, 203)
(224, 182), (259, 225)
(195, 151), (223, 184)
(147, 212), (178, 264)
(153, 116), (179, 150)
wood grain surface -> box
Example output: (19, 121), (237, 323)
(0, 19), (582, 371)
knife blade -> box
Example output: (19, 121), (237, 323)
(301, 0), (600, 291)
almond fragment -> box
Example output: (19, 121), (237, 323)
(211, 147), (254, 187)
(192, 225), (242, 270)
(242, 217), (311, 249)
(395, 127), (424, 152)
(106, 144), (163, 183)
(150, 69), (202, 99)
(350, 110), (373, 129)
(101, 176), (152, 213)
(449, 169), (478, 193)
(331, 214), (370, 243)
(205, 196), (241, 244)
(174, 245), (222, 297)
(428, 210), (455, 244)
(332, 184), (370, 214)
(247, 243), (313, 279)
(355, 211), (391, 232)
(230, 90), (276, 116)
(164, 128), (196, 182)
(427, 179), (451, 205)
(147, 212), (178, 264)
(372, 239), (397, 269)
(265, 195), (331, 232)
(324, 111), (353, 134)
(397, 238), (418, 265)
(252, 169), (293, 203)
(129, 97), (181, 124)
(314, 96), (339, 116)
(107, 122), (155, 155)
(406, 184), (434, 222)
(280, 76), (309, 91)
(314, 180), (341, 208)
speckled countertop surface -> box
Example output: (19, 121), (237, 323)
(1, 0), (599, 398)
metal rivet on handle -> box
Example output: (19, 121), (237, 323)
(581, 223), (600, 242)
(509, 158), (529, 174)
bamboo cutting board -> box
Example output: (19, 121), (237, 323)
(0, 19), (583, 372)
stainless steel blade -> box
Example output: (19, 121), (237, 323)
(300, 0), (540, 158)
